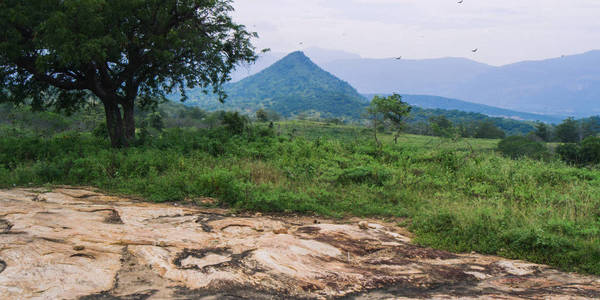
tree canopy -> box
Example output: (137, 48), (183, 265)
(0, 0), (257, 147)
(367, 94), (412, 144)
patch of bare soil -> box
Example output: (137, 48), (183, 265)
(0, 188), (599, 299)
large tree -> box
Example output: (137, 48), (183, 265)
(0, 0), (257, 147)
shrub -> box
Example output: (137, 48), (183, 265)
(580, 137), (600, 165)
(222, 111), (249, 134)
(336, 166), (391, 186)
(497, 136), (549, 159)
(557, 137), (600, 166)
(557, 143), (581, 165)
(474, 121), (506, 139)
(93, 122), (109, 139)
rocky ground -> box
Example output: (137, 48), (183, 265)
(0, 187), (599, 299)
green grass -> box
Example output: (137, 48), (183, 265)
(1, 120), (599, 275)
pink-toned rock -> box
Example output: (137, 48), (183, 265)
(0, 188), (599, 299)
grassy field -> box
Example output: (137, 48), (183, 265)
(1, 120), (599, 275)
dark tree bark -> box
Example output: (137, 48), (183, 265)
(122, 100), (136, 142)
(101, 97), (135, 148)
(103, 101), (126, 148)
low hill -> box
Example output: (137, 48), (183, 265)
(185, 51), (367, 119)
(364, 94), (564, 124)
(407, 107), (536, 136)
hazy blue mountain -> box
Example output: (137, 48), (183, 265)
(322, 57), (495, 95)
(185, 51), (368, 118)
(321, 50), (600, 118)
(364, 94), (565, 124)
(442, 50), (600, 117)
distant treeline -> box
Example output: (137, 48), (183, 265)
(2, 101), (599, 142)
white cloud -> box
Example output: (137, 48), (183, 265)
(232, 0), (600, 65)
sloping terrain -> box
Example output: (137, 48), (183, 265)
(185, 51), (368, 119)
(1, 188), (599, 299)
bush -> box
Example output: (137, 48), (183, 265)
(222, 111), (249, 134)
(557, 143), (581, 165)
(474, 121), (506, 139)
(498, 136), (549, 159)
(336, 166), (391, 186)
(557, 137), (600, 166)
(580, 137), (600, 165)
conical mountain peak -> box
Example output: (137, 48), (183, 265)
(187, 51), (367, 118)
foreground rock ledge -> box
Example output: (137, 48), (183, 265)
(0, 188), (599, 299)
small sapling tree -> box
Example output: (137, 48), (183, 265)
(367, 94), (411, 146)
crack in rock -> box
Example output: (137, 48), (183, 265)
(194, 212), (226, 232)
(0, 259), (6, 274)
(71, 253), (96, 260)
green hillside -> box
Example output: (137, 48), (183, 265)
(364, 94), (565, 124)
(184, 51), (368, 118)
(408, 107), (536, 136)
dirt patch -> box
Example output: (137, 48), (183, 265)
(393, 243), (457, 260)
(78, 290), (156, 300)
(315, 232), (385, 256)
(0, 218), (13, 233)
(296, 226), (321, 234)
(172, 284), (299, 300)
(90, 209), (124, 224)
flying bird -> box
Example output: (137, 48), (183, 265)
(394, 56), (402, 60)
(472, 48), (478, 53)
(457, 0), (463, 3)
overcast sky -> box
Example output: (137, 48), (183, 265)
(232, 0), (600, 66)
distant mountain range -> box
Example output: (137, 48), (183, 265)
(228, 48), (600, 118)
(323, 51), (600, 118)
(185, 51), (368, 118)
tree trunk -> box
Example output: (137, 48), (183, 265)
(103, 101), (127, 148)
(102, 98), (136, 148)
(122, 101), (135, 142)
(373, 117), (381, 148)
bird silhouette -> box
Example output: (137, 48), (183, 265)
(394, 56), (402, 60)
(472, 48), (478, 53)
(457, 0), (463, 3)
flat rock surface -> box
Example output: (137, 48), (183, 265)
(0, 188), (599, 299)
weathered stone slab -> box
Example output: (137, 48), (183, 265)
(0, 188), (599, 299)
